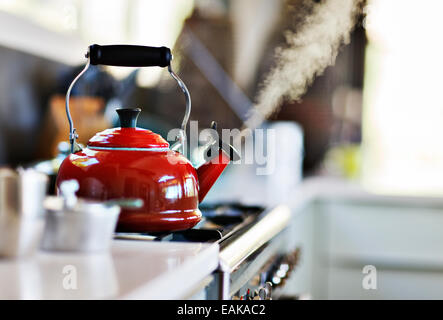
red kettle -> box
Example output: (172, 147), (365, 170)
(56, 44), (239, 232)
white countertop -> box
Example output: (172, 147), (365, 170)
(292, 177), (443, 210)
(0, 240), (219, 300)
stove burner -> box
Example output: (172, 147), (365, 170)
(206, 215), (244, 226)
(201, 203), (263, 218)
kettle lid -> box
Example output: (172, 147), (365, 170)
(87, 108), (169, 149)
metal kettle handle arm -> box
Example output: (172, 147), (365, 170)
(65, 47), (191, 155)
(65, 57), (90, 154)
(168, 65), (191, 154)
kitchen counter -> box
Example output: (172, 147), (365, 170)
(0, 240), (219, 299)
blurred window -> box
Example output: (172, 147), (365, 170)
(362, 0), (443, 195)
(0, 0), (194, 86)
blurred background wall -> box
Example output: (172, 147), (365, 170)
(1, 0), (442, 197)
(0, 0), (364, 177)
(0, 45), (66, 164)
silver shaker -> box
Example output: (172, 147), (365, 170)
(0, 168), (48, 258)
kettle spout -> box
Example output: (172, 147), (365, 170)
(196, 142), (240, 203)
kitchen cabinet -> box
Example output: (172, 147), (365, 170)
(284, 178), (443, 299)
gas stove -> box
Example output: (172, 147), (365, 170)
(115, 203), (297, 300)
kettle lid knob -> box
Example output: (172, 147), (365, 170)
(116, 108), (141, 128)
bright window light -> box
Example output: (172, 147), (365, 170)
(362, 0), (443, 195)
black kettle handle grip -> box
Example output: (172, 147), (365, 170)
(66, 44), (189, 155)
(88, 44), (172, 67)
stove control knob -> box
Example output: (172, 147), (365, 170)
(265, 282), (273, 300)
(269, 248), (301, 288)
(258, 288), (267, 300)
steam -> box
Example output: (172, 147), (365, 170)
(245, 0), (364, 129)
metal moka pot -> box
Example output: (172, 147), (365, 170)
(0, 168), (48, 258)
